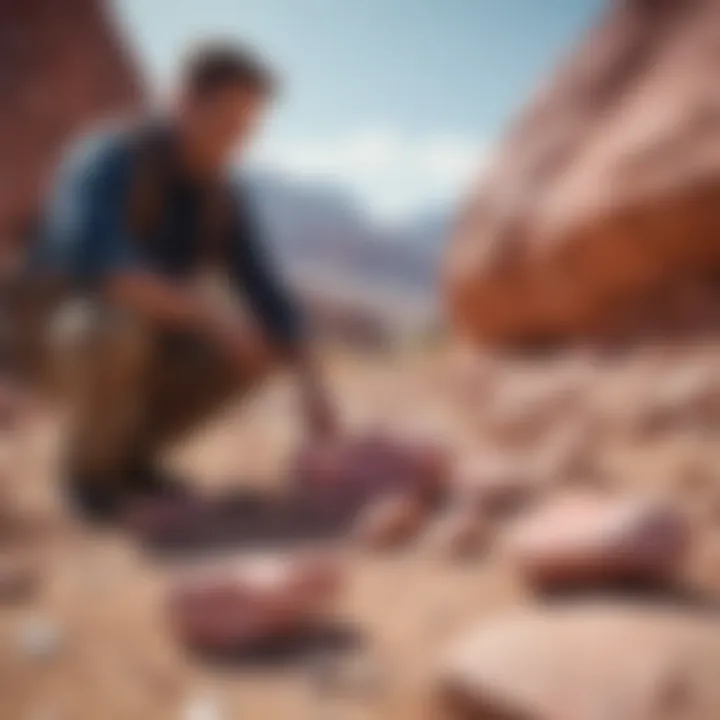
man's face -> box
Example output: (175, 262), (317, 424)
(180, 85), (267, 171)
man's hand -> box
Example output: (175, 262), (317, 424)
(105, 271), (273, 379)
(296, 350), (338, 440)
(304, 380), (337, 439)
(210, 314), (275, 380)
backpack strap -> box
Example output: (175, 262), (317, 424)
(127, 124), (174, 248)
(127, 124), (233, 267)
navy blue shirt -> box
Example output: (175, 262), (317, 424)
(33, 125), (303, 347)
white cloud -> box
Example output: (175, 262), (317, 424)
(248, 127), (486, 224)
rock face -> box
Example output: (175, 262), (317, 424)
(0, 0), (142, 247)
(446, 0), (720, 345)
(437, 604), (720, 720)
(501, 493), (689, 591)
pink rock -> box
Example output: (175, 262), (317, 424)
(437, 604), (720, 720)
(293, 432), (449, 516)
(169, 554), (342, 652)
(502, 493), (689, 591)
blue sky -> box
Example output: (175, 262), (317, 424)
(114, 0), (603, 221)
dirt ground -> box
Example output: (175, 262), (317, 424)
(1, 345), (720, 720)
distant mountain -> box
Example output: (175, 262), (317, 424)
(247, 172), (449, 317)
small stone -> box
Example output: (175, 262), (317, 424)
(169, 553), (343, 653)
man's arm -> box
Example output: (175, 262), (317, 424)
(228, 193), (337, 437)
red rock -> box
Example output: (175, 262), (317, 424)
(501, 493), (689, 591)
(293, 433), (449, 517)
(353, 493), (428, 550)
(445, 0), (720, 346)
(168, 554), (342, 652)
(437, 604), (720, 720)
(0, 0), (142, 248)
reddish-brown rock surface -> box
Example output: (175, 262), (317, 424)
(446, 0), (720, 345)
(0, 0), (142, 247)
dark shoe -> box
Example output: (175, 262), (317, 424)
(65, 474), (126, 525)
(125, 462), (192, 501)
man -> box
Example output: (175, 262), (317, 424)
(27, 44), (337, 521)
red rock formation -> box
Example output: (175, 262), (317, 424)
(0, 0), (143, 247)
(446, 0), (720, 345)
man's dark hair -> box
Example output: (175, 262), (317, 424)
(183, 42), (277, 98)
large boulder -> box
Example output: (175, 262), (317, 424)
(446, 0), (720, 345)
(436, 604), (720, 720)
(0, 0), (142, 248)
(501, 492), (690, 591)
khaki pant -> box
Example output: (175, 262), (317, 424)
(46, 301), (258, 478)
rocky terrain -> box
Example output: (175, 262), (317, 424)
(0, 344), (720, 719)
(3, 0), (720, 718)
